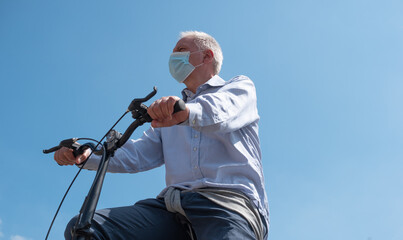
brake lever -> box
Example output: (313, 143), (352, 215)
(126, 86), (186, 123)
(126, 87), (157, 122)
(43, 138), (84, 157)
(128, 87), (157, 112)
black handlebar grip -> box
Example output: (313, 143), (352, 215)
(173, 99), (186, 114)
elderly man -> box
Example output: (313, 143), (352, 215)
(55, 31), (269, 240)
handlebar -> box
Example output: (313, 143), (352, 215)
(43, 87), (186, 156)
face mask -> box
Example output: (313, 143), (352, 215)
(169, 50), (203, 83)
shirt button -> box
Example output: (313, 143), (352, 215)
(193, 147), (197, 151)
(192, 119), (196, 125)
(194, 134), (198, 138)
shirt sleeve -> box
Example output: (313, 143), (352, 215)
(82, 127), (164, 173)
(185, 75), (260, 133)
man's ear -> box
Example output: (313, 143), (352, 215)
(203, 49), (214, 63)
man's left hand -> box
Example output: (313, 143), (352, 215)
(148, 96), (189, 128)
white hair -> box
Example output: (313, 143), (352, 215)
(179, 31), (223, 75)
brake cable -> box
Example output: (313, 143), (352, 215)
(44, 111), (126, 240)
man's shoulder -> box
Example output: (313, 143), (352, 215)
(223, 75), (255, 89)
(203, 75), (256, 93)
(206, 75), (253, 87)
(229, 75), (250, 81)
(227, 75), (254, 84)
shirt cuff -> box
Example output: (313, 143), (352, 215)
(186, 102), (203, 128)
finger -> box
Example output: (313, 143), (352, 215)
(75, 153), (86, 164)
(60, 148), (75, 165)
(75, 155), (84, 164)
(151, 99), (164, 120)
(167, 97), (178, 115)
(151, 117), (179, 128)
(63, 148), (75, 161)
(54, 149), (69, 165)
(147, 102), (157, 120)
(172, 107), (190, 123)
(54, 150), (62, 165)
(160, 97), (172, 120)
(151, 119), (163, 128)
(54, 149), (59, 161)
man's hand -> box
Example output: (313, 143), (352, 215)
(54, 147), (91, 166)
(148, 96), (189, 128)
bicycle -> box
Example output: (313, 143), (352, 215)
(43, 87), (185, 240)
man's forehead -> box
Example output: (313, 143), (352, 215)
(174, 37), (196, 49)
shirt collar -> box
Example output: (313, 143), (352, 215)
(203, 75), (226, 88)
(181, 75), (225, 101)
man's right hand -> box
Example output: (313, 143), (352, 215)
(148, 96), (189, 128)
(54, 147), (90, 166)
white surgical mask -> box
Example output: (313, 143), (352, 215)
(168, 50), (203, 83)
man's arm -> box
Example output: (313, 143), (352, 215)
(53, 127), (165, 173)
(147, 76), (258, 133)
(185, 76), (259, 133)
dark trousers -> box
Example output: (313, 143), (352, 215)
(65, 191), (262, 240)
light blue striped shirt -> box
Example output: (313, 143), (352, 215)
(85, 75), (269, 230)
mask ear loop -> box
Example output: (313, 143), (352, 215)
(193, 62), (204, 68)
(190, 49), (205, 68)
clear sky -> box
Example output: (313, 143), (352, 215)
(0, 0), (402, 239)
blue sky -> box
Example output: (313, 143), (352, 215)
(0, 0), (402, 239)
